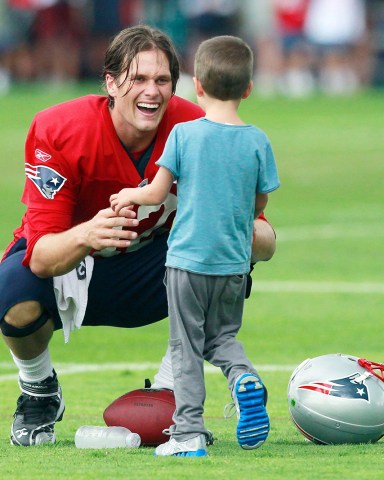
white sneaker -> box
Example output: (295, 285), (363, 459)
(154, 434), (208, 457)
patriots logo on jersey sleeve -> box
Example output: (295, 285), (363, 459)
(298, 373), (369, 401)
(25, 163), (67, 200)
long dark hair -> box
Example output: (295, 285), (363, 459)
(103, 25), (180, 107)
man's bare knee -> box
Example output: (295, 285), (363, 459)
(1, 304), (53, 359)
(4, 301), (43, 329)
(1, 302), (53, 358)
(252, 220), (277, 262)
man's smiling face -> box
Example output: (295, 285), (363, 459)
(106, 49), (173, 144)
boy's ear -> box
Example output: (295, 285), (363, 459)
(193, 77), (204, 97)
(242, 81), (254, 99)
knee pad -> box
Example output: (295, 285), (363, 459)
(0, 310), (51, 338)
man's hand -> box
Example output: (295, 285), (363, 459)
(85, 206), (138, 251)
(30, 207), (139, 278)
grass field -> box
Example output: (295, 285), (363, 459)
(0, 84), (383, 479)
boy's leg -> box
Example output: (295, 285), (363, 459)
(203, 274), (256, 387)
(165, 268), (208, 440)
(203, 275), (270, 449)
(155, 268), (209, 457)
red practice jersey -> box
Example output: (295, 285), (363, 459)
(5, 95), (203, 265)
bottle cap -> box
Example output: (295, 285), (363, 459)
(126, 432), (141, 448)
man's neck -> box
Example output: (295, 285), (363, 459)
(109, 107), (157, 151)
(119, 131), (156, 152)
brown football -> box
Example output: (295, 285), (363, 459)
(103, 388), (175, 446)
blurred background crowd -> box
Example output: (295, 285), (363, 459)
(0, 0), (384, 97)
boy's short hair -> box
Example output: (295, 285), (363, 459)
(103, 24), (180, 107)
(194, 36), (253, 101)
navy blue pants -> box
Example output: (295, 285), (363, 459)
(0, 235), (169, 330)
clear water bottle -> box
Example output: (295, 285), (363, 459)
(75, 426), (141, 449)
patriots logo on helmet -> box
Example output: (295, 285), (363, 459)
(25, 163), (67, 200)
(298, 372), (369, 401)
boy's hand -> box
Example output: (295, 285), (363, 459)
(110, 189), (134, 215)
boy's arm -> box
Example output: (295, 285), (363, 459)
(110, 167), (174, 215)
(254, 192), (268, 219)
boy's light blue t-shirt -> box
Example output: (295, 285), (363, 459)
(156, 118), (280, 275)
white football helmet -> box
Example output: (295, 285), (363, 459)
(288, 353), (384, 444)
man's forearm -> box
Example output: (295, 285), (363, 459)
(29, 207), (139, 278)
(29, 225), (92, 278)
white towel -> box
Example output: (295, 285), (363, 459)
(53, 256), (94, 343)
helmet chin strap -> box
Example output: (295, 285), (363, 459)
(358, 359), (384, 382)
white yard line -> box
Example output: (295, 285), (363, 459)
(252, 281), (384, 294)
(0, 362), (296, 382)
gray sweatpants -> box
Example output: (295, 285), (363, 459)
(165, 267), (257, 441)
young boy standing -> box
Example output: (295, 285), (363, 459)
(110, 35), (280, 457)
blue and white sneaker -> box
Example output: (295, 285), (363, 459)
(154, 434), (208, 457)
(232, 373), (270, 449)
